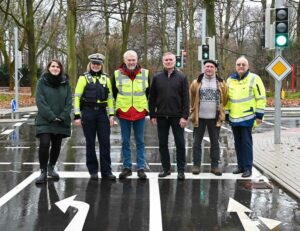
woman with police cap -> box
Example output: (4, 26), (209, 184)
(74, 53), (116, 180)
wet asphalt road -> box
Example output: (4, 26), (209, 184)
(0, 112), (300, 231)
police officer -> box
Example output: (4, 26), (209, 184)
(74, 53), (116, 180)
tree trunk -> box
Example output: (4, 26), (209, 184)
(26, 0), (37, 96)
(142, 1), (148, 68)
(67, 0), (77, 89)
(104, 0), (110, 73)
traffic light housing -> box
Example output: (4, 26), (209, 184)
(175, 55), (182, 68)
(275, 7), (288, 47)
(202, 45), (209, 60)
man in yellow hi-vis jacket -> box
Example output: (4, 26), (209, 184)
(225, 56), (266, 177)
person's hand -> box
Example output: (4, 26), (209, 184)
(179, 118), (187, 128)
(256, 118), (262, 125)
(109, 116), (114, 127)
(74, 119), (81, 126)
(151, 118), (157, 126)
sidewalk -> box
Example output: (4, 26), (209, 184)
(253, 128), (300, 199)
(0, 106), (37, 116)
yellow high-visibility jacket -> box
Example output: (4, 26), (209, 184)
(225, 71), (266, 127)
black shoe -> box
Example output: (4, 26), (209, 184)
(35, 169), (47, 184)
(90, 173), (98, 180)
(242, 170), (252, 178)
(210, 167), (222, 176)
(233, 167), (243, 174)
(177, 172), (185, 180)
(158, 170), (171, 178)
(102, 174), (116, 180)
(48, 165), (59, 179)
(137, 169), (147, 180)
(119, 168), (132, 179)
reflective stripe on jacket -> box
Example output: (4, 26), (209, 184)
(225, 72), (266, 127)
(114, 69), (149, 112)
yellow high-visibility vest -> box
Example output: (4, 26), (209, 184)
(114, 69), (149, 112)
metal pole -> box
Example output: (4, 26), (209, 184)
(14, 27), (19, 113)
(274, 0), (284, 144)
(201, 9), (206, 71)
(176, 27), (182, 56)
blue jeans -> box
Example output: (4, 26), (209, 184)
(119, 118), (146, 170)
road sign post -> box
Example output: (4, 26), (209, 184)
(266, 55), (292, 144)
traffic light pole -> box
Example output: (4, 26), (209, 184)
(274, 0), (285, 144)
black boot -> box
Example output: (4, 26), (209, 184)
(35, 169), (47, 184)
(48, 165), (59, 179)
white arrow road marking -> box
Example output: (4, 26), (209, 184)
(227, 198), (259, 231)
(227, 198), (252, 213)
(55, 195), (89, 231)
(258, 216), (281, 229)
(237, 212), (260, 231)
(228, 198), (281, 231)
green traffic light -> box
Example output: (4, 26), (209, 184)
(275, 34), (288, 47)
(176, 62), (181, 67)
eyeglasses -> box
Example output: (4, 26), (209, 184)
(236, 63), (247, 66)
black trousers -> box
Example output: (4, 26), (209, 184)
(157, 117), (186, 173)
(192, 118), (220, 167)
(81, 106), (112, 176)
(38, 133), (63, 170)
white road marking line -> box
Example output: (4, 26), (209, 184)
(0, 172), (39, 208)
(13, 122), (23, 127)
(184, 128), (193, 133)
(56, 170), (265, 180)
(29, 112), (36, 115)
(22, 115), (30, 118)
(0, 162), (11, 165)
(71, 145), (227, 149)
(149, 178), (162, 231)
(263, 121), (289, 130)
(1, 129), (14, 135)
(221, 125), (232, 132)
(22, 162), (39, 165)
(5, 147), (30, 149)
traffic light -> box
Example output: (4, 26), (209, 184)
(202, 45), (209, 60)
(175, 55), (182, 68)
(275, 7), (288, 47)
(182, 50), (187, 67)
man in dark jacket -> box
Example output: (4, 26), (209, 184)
(149, 52), (189, 180)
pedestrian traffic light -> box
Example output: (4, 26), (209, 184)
(176, 55), (182, 68)
(202, 45), (209, 60)
(275, 7), (288, 47)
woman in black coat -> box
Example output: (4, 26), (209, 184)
(35, 59), (72, 184)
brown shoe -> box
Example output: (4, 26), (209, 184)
(192, 165), (200, 175)
(210, 167), (222, 176)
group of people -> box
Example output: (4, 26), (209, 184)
(34, 50), (266, 184)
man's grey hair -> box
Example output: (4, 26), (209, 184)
(123, 50), (138, 60)
(162, 52), (175, 61)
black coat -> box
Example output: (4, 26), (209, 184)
(149, 69), (189, 119)
(35, 73), (72, 137)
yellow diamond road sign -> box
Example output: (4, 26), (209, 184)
(266, 55), (292, 81)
